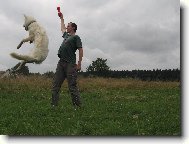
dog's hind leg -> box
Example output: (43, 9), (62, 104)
(13, 61), (27, 72)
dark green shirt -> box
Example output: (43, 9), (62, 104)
(58, 32), (82, 64)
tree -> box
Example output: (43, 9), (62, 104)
(86, 58), (110, 72)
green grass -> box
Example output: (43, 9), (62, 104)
(0, 76), (181, 136)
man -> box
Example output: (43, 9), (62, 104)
(51, 9), (83, 109)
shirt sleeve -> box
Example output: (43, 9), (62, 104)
(62, 32), (68, 38)
(76, 36), (82, 49)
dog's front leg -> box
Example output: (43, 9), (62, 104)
(17, 41), (24, 49)
(17, 38), (30, 49)
(17, 35), (34, 49)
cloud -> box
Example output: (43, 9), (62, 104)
(0, 0), (180, 73)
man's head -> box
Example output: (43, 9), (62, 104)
(66, 22), (77, 33)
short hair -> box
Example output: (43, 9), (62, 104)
(70, 22), (77, 32)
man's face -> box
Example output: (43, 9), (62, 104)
(66, 23), (74, 33)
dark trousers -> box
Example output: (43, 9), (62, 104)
(51, 59), (81, 106)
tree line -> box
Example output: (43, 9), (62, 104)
(78, 69), (180, 81)
(12, 58), (180, 81)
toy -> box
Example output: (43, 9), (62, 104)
(57, 6), (62, 17)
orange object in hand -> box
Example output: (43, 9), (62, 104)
(57, 7), (62, 17)
(57, 7), (60, 12)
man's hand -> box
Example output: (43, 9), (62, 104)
(76, 61), (81, 71)
(58, 12), (63, 18)
(57, 7), (63, 19)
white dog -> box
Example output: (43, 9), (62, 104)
(10, 15), (49, 71)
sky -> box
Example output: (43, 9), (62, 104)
(0, 0), (180, 73)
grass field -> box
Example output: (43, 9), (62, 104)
(0, 76), (181, 136)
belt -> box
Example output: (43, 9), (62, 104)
(59, 58), (68, 62)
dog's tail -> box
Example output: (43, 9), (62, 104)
(10, 52), (37, 62)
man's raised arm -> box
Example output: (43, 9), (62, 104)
(59, 12), (66, 33)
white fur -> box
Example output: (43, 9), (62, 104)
(10, 15), (49, 71)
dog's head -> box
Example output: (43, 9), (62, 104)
(23, 15), (36, 31)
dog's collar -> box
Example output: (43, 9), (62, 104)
(27, 20), (36, 27)
(25, 20), (36, 30)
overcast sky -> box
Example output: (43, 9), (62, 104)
(0, 0), (180, 73)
